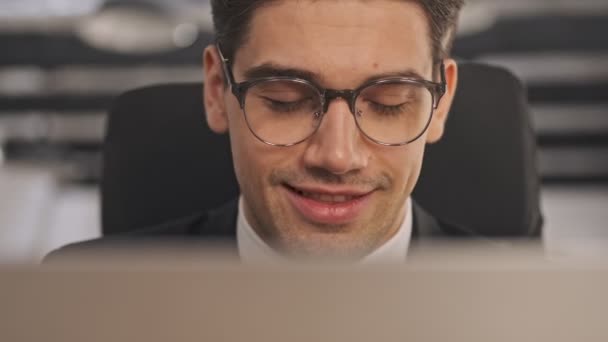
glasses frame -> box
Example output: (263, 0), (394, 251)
(216, 43), (447, 147)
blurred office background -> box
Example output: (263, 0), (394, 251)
(0, 0), (607, 263)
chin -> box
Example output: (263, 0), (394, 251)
(276, 222), (374, 259)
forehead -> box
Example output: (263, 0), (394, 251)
(234, 0), (433, 86)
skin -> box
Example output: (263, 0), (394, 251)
(203, 0), (458, 259)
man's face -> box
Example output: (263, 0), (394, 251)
(204, 0), (457, 258)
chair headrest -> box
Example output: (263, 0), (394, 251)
(413, 63), (542, 236)
(102, 63), (542, 236)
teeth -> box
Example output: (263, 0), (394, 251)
(320, 194), (332, 202)
(299, 191), (354, 203)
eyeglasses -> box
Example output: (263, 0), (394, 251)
(216, 44), (446, 147)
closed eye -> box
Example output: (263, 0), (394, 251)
(262, 96), (313, 113)
(368, 101), (410, 115)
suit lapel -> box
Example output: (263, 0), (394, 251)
(197, 199), (239, 253)
(411, 200), (484, 238)
(411, 200), (444, 238)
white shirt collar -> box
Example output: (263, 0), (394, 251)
(237, 196), (412, 264)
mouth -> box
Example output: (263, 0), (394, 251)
(288, 187), (363, 203)
(282, 184), (374, 225)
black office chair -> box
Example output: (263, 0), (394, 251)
(101, 63), (543, 237)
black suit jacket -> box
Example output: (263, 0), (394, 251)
(46, 199), (481, 262)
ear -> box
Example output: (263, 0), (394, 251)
(426, 58), (458, 144)
(203, 45), (229, 134)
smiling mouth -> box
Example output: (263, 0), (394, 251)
(282, 183), (374, 225)
(284, 184), (368, 203)
(286, 186), (362, 203)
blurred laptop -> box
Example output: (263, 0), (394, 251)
(1, 242), (608, 342)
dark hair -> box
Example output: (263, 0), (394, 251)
(211, 0), (464, 63)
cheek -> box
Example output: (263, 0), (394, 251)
(227, 108), (304, 235)
(226, 108), (263, 193)
(226, 104), (298, 196)
(375, 140), (426, 196)
(224, 101), (256, 195)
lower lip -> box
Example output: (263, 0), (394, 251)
(283, 186), (373, 225)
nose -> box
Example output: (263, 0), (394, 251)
(302, 99), (368, 175)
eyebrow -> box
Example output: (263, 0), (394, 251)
(243, 63), (322, 83)
(242, 63), (430, 87)
(363, 70), (429, 83)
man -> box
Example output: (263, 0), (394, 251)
(49, 0), (470, 263)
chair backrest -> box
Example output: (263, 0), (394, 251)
(101, 63), (543, 237)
